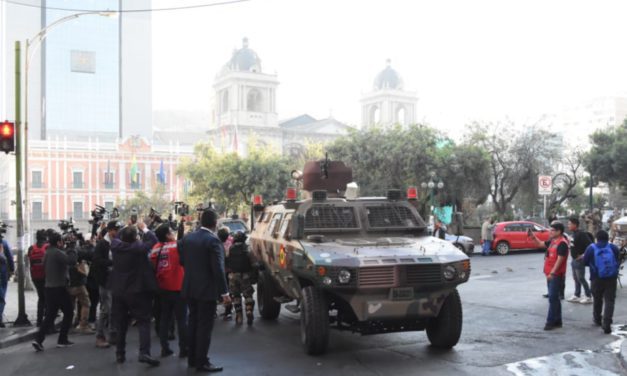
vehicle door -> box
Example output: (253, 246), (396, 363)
(505, 223), (525, 248)
(533, 224), (550, 244)
(519, 223), (535, 248)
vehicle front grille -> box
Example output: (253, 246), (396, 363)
(405, 264), (442, 285)
(366, 206), (417, 228)
(358, 266), (397, 288)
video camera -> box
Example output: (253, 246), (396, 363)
(174, 201), (189, 217)
(130, 207), (139, 225)
(58, 218), (84, 249)
(148, 207), (164, 231)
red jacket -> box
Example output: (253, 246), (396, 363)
(150, 241), (184, 292)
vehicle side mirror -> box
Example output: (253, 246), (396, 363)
(293, 214), (305, 240)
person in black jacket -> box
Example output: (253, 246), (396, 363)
(110, 223), (159, 366)
(179, 209), (230, 373)
(92, 221), (120, 348)
(566, 217), (593, 304)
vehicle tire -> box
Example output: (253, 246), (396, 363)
(426, 289), (462, 349)
(496, 241), (510, 255)
(300, 286), (329, 355)
(257, 270), (281, 320)
(453, 243), (470, 256)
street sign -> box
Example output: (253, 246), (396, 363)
(538, 175), (552, 195)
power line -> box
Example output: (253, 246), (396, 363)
(0, 0), (251, 13)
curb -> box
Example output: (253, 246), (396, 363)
(0, 327), (40, 349)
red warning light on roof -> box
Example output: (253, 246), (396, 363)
(253, 195), (263, 205)
(407, 186), (418, 200)
(286, 187), (297, 201)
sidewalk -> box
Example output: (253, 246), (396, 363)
(0, 277), (41, 348)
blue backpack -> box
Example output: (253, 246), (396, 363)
(592, 244), (619, 278)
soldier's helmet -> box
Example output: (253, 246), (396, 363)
(233, 230), (247, 243)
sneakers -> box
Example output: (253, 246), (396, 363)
(32, 341), (44, 352)
(579, 296), (593, 304)
(95, 337), (110, 348)
(566, 295), (581, 302)
(56, 340), (75, 348)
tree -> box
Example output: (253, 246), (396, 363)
(466, 121), (561, 220)
(586, 119), (627, 189)
(178, 142), (291, 214)
(116, 185), (171, 220)
(545, 150), (585, 216)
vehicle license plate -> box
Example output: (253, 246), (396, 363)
(390, 287), (414, 300)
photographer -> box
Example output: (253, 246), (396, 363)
(0, 230), (14, 328)
(66, 232), (94, 334)
(32, 231), (77, 351)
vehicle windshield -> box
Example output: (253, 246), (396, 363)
(366, 205), (423, 229)
(304, 206), (360, 230)
(222, 221), (248, 233)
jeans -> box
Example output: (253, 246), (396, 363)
(547, 275), (564, 325)
(591, 277), (617, 327)
(482, 240), (491, 254)
(0, 275), (6, 322)
(36, 287), (74, 344)
(96, 287), (116, 341)
(571, 259), (591, 298)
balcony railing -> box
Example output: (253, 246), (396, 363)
(31, 212), (49, 221)
(130, 183), (141, 190)
(104, 182), (115, 189)
(31, 182), (44, 188)
(72, 181), (84, 189)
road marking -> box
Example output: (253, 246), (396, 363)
(470, 275), (493, 280)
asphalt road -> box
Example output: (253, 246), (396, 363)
(1, 251), (626, 376)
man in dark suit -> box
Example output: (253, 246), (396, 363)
(110, 223), (160, 366)
(179, 209), (230, 373)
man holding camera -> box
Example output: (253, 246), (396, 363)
(93, 221), (120, 348)
(529, 222), (569, 331)
(32, 231), (77, 351)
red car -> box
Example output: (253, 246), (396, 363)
(491, 221), (550, 255)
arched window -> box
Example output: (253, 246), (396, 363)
(396, 106), (406, 125)
(370, 105), (381, 124)
(221, 90), (229, 113)
(247, 88), (263, 112)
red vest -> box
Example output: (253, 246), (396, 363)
(150, 242), (184, 291)
(543, 237), (569, 276)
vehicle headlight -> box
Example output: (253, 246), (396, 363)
(338, 269), (351, 284)
(443, 265), (457, 281)
(322, 277), (332, 286)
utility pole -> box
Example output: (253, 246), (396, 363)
(13, 40), (31, 326)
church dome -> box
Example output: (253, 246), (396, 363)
(373, 59), (403, 90)
(224, 37), (262, 73)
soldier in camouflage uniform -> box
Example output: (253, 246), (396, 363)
(225, 231), (255, 325)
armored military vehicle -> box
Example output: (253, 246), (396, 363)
(249, 160), (470, 355)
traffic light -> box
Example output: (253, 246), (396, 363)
(0, 121), (15, 154)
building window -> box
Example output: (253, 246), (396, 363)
(104, 201), (114, 213)
(130, 173), (141, 190)
(247, 88), (263, 112)
(32, 170), (43, 188)
(73, 171), (83, 189)
(73, 201), (84, 219)
(104, 171), (114, 189)
(32, 202), (43, 220)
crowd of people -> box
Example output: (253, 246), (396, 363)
(24, 208), (252, 372)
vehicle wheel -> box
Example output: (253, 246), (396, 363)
(300, 286), (329, 355)
(257, 270), (281, 320)
(453, 243), (469, 255)
(426, 289), (462, 349)
(496, 241), (510, 255)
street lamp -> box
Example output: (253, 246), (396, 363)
(12, 10), (116, 327)
(420, 173), (444, 217)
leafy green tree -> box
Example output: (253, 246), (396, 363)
(467, 121), (561, 220)
(116, 185), (172, 221)
(586, 118), (627, 188)
(178, 142), (291, 214)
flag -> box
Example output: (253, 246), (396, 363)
(158, 159), (165, 184)
(130, 155), (138, 184)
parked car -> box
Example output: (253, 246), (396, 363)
(444, 233), (475, 256)
(218, 217), (249, 234)
(491, 221), (550, 255)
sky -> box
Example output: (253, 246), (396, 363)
(151, 0), (627, 133)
